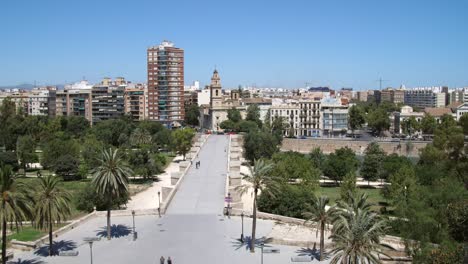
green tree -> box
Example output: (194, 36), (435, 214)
(219, 120), (238, 131)
(153, 128), (172, 151)
(237, 120), (259, 133)
(401, 116), (420, 136)
(54, 154), (80, 180)
(0, 152), (19, 171)
(348, 105), (366, 135)
(184, 104), (200, 126)
(361, 142), (386, 185)
(257, 184), (315, 218)
(33, 175), (71, 256)
(137, 120), (165, 135)
(243, 130), (280, 164)
(171, 128), (195, 160)
(367, 108), (390, 136)
(270, 115), (288, 142)
(384, 165), (417, 206)
(308, 148), (326, 173)
(16, 135), (37, 173)
(236, 159), (277, 253)
(459, 114), (468, 135)
(127, 149), (163, 180)
(420, 114), (437, 134)
(340, 172), (357, 202)
(41, 138), (80, 170)
(303, 196), (332, 261)
(130, 128), (152, 147)
(446, 199), (468, 243)
(330, 193), (389, 264)
(323, 147), (359, 185)
(227, 107), (242, 123)
(92, 148), (132, 240)
(246, 104), (262, 128)
(271, 152), (320, 187)
(91, 118), (135, 147)
(381, 154), (413, 182)
(64, 116), (90, 138)
(0, 165), (31, 264)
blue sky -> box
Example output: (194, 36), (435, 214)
(1, 0), (467, 89)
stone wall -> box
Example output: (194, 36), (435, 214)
(281, 138), (427, 157)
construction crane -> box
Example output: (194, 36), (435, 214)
(376, 78), (389, 90)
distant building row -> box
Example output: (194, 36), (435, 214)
(0, 78), (148, 124)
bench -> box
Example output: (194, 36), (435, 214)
(291, 256), (312, 262)
(263, 248), (280, 253)
(59, 250), (79, 256)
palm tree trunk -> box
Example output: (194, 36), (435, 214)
(107, 207), (111, 240)
(320, 221), (325, 261)
(49, 214), (53, 256)
(250, 189), (258, 253)
(2, 217), (7, 264)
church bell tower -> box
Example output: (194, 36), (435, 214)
(210, 69), (222, 107)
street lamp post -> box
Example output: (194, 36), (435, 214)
(260, 241), (265, 264)
(227, 192), (231, 218)
(240, 212), (244, 242)
(158, 191), (161, 217)
(132, 210), (136, 234)
(88, 241), (93, 264)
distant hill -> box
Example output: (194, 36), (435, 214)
(0, 83), (65, 90)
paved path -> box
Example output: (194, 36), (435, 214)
(11, 135), (327, 264)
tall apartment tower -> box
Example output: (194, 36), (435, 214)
(147, 40), (184, 124)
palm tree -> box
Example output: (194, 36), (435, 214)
(329, 193), (389, 264)
(236, 159), (277, 253)
(130, 128), (152, 147)
(92, 148), (132, 240)
(0, 165), (31, 264)
(302, 196), (331, 261)
(33, 175), (71, 256)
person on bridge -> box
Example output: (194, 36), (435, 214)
(160, 256), (165, 264)
(167, 256), (173, 264)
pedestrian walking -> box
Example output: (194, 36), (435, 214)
(160, 256), (165, 264)
(167, 256), (172, 264)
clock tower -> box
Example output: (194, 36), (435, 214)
(210, 69), (222, 107)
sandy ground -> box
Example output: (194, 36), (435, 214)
(126, 155), (183, 210)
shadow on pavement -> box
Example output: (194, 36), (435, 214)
(9, 257), (45, 264)
(231, 236), (274, 251)
(33, 240), (77, 257)
(96, 224), (132, 238)
(296, 246), (330, 261)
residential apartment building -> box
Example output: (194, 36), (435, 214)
(124, 83), (147, 121)
(27, 87), (56, 116)
(0, 90), (28, 114)
(321, 97), (349, 137)
(56, 81), (93, 121)
(380, 88), (405, 104)
(269, 97), (348, 137)
(147, 40), (184, 125)
(404, 88), (446, 108)
(91, 78), (126, 124)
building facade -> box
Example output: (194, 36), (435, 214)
(91, 78), (126, 124)
(147, 40), (184, 125)
(124, 83), (147, 121)
(404, 89), (446, 108)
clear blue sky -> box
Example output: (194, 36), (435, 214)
(1, 0), (467, 90)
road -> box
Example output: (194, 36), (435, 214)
(11, 136), (325, 264)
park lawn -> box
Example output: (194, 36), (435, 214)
(317, 186), (387, 209)
(9, 226), (44, 242)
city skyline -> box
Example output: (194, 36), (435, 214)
(1, 0), (468, 89)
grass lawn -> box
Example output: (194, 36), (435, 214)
(317, 186), (388, 210)
(9, 226), (45, 242)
